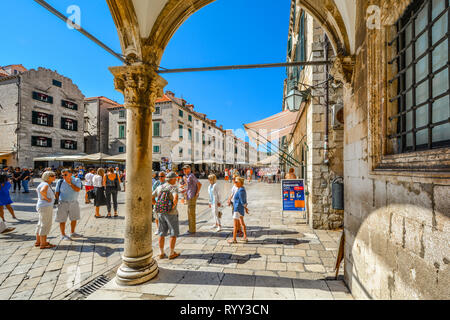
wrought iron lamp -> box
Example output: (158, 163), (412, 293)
(284, 88), (311, 112)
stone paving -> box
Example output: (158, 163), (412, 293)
(87, 180), (353, 300)
(0, 180), (126, 300)
(0, 178), (352, 300)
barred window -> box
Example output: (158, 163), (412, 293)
(388, 0), (449, 153)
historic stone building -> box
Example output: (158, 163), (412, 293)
(0, 65), (85, 168)
(283, 4), (345, 229)
(108, 90), (230, 171)
(84, 96), (121, 154)
(103, 0), (448, 299)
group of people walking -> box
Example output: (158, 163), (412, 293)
(150, 164), (250, 260)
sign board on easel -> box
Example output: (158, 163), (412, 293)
(281, 179), (307, 220)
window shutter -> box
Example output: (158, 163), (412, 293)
(48, 96), (53, 104)
(48, 114), (53, 127)
(48, 138), (52, 148)
(32, 111), (38, 125)
(61, 118), (65, 129)
(73, 141), (77, 150)
(31, 136), (37, 146)
(60, 140), (65, 149)
(74, 120), (78, 131)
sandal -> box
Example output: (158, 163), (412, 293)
(94, 215), (103, 219)
(169, 252), (180, 260)
(158, 253), (167, 259)
(114, 213), (119, 217)
(239, 238), (248, 243)
(106, 214), (112, 218)
(40, 243), (56, 249)
(34, 242), (40, 247)
(227, 239), (238, 244)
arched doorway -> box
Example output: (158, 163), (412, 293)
(105, 0), (353, 285)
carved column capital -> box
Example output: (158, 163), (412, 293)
(330, 55), (355, 89)
(109, 64), (167, 111)
(380, 0), (412, 25)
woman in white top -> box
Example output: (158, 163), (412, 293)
(93, 168), (107, 218)
(35, 171), (56, 249)
(208, 174), (222, 232)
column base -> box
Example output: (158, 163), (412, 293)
(116, 253), (159, 286)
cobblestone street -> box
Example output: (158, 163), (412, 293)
(0, 179), (352, 300)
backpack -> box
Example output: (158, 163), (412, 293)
(154, 185), (174, 214)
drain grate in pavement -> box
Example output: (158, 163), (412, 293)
(75, 274), (111, 299)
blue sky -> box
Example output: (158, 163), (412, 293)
(0, 0), (290, 133)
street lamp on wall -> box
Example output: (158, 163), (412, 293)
(284, 88), (311, 112)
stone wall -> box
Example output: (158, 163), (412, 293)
(294, 16), (344, 230)
(342, 0), (449, 300)
(0, 78), (19, 161)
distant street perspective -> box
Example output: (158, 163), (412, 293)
(0, 0), (449, 301)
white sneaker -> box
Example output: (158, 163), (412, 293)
(211, 225), (217, 229)
(154, 230), (159, 235)
(61, 235), (72, 241)
(216, 226), (222, 232)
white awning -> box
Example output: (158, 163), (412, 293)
(244, 110), (300, 145)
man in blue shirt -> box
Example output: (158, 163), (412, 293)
(55, 169), (82, 240)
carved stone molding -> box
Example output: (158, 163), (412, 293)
(330, 55), (355, 88)
(380, 0), (412, 25)
(109, 64), (167, 111)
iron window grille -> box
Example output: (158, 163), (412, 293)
(388, 0), (449, 153)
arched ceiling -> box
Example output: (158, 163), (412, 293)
(107, 0), (354, 65)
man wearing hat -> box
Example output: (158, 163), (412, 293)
(152, 171), (181, 260)
(180, 164), (202, 234)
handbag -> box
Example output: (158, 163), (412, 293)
(87, 189), (96, 200)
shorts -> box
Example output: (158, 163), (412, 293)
(55, 201), (80, 223)
(85, 186), (94, 191)
(157, 213), (179, 237)
(233, 211), (244, 220)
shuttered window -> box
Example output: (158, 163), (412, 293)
(32, 92), (53, 104)
(60, 140), (77, 150)
(31, 136), (52, 148)
(61, 117), (78, 131)
(119, 124), (126, 139)
(32, 111), (53, 127)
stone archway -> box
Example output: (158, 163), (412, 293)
(105, 0), (354, 285)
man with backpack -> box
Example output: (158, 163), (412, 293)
(152, 172), (180, 260)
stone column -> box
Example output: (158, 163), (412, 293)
(109, 64), (167, 285)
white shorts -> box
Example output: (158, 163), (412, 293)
(233, 211), (243, 220)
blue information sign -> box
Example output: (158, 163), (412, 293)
(281, 179), (306, 212)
